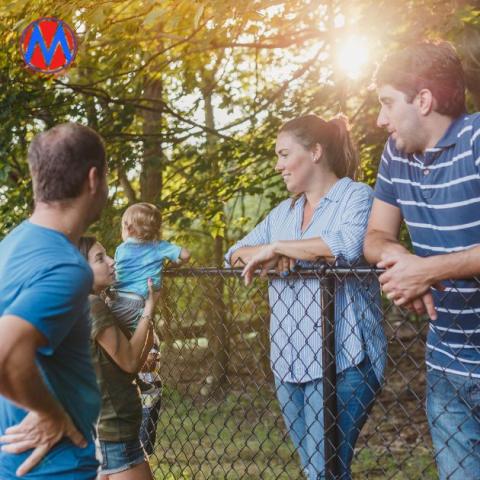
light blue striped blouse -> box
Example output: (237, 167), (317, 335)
(225, 178), (387, 384)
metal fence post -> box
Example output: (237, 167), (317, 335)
(321, 273), (337, 480)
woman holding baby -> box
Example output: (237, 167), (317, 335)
(79, 203), (189, 479)
(78, 236), (156, 480)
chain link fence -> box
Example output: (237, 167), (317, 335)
(139, 266), (477, 479)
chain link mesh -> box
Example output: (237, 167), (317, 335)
(138, 266), (478, 479)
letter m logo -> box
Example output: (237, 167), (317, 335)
(20, 18), (77, 74)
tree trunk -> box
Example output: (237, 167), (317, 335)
(140, 77), (173, 355)
(203, 86), (229, 393)
(140, 77), (163, 206)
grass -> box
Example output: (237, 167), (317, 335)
(352, 447), (437, 479)
(148, 385), (438, 480)
(150, 386), (301, 479)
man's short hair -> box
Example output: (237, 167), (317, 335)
(374, 41), (466, 118)
(28, 123), (106, 202)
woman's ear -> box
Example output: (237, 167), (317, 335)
(312, 143), (323, 163)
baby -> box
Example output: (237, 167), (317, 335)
(110, 202), (190, 332)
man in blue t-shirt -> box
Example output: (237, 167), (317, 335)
(364, 42), (480, 479)
(0, 123), (108, 479)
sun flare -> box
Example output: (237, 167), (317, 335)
(337, 36), (370, 80)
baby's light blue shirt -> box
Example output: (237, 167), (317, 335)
(115, 238), (182, 298)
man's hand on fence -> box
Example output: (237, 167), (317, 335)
(402, 294), (437, 319)
(377, 252), (444, 320)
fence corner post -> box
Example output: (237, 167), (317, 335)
(321, 272), (337, 480)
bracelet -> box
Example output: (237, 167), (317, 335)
(140, 313), (153, 324)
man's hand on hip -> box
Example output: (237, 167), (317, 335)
(0, 409), (86, 477)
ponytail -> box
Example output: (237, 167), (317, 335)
(325, 114), (359, 180)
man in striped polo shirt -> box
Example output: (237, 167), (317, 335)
(364, 41), (480, 479)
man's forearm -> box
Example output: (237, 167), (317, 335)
(0, 346), (64, 417)
(364, 229), (409, 264)
(0, 316), (64, 417)
(424, 245), (480, 283)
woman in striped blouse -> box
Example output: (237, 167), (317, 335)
(226, 114), (386, 480)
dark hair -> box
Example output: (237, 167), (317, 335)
(78, 236), (97, 261)
(279, 113), (359, 180)
(28, 122), (106, 202)
(374, 41), (466, 117)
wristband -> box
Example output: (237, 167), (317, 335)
(140, 313), (153, 324)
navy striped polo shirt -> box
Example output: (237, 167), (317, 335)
(375, 112), (480, 377)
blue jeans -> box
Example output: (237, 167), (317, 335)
(275, 356), (380, 480)
(427, 368), (480, 480)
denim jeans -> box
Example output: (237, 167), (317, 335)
(98, 438), (146, 475)
(426, 368), (480, 480)
(275, 356), (380, 480)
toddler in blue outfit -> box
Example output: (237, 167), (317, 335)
(110, 202), (189, 453)
(110, 202), (190, 332)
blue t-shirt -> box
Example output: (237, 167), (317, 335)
(0, 221), (101, 479)
(374, 112), (480, 378)
(115, 238), (182, 298)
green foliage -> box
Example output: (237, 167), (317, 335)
(0, 0), (479, 261)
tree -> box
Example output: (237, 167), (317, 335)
(0, 0), (478, 252)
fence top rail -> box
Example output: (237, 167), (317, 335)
(163, 266), (384, 279)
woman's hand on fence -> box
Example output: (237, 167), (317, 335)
(242, 244), (280, 286)
(275, 256), (296, 276)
